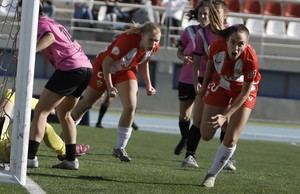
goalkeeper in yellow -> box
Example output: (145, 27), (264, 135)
(0, 89), (89, 167)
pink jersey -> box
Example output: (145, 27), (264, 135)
(37, 16), (92, 71)
(178, 25), (201, 84)
(193, 25), (221, 77)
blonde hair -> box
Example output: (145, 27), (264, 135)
(209, 0), (227, 31)
(124, 22), (161, 36)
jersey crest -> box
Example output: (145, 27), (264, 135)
(213, 51), (225, 73)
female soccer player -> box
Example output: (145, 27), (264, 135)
(71, 22), (161, 162)
(200, 24), (261, 187)
(174, 0), (210, 156)
(22, 2), (93, 170)
(181, 0), (229, 168)
(95, 91), (139, 130)
(0, 89), (90, 165)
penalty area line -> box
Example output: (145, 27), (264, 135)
(25, 176), (46, 194)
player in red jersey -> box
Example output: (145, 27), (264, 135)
(199, 24), (261, 187)
(72, 22), (161, 162)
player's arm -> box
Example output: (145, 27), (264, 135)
(36, 32), (55, 52)
(102, 55), (118, 97)
(139, 60), (156, 96)
(199, 59), (214, 96)
(177, 43), (192, 64)
(192, 54), (201, 93)
(209, 81), (253, 129)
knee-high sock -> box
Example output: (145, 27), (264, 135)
(28, 140), (40, 159)
(208, 143), (236, 176)
(43, 123), (65, 156)
(185, 125), (201, 157)
(220, 131), (225, 143)
(96, 105), (108, 125)
(179, 120), (190, 139)
(115, 127), (133, 149)
(66, 144), (76, 161)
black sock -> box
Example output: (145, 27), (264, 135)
(66, 144), (76, 161)
(185, 125), (201, 158)
(96, 105), (108, 125)
(131, 121), (139, 129)
(220, 131), (225, 143)
(28, 140), (40, 159)
(179, 119), (190, 139)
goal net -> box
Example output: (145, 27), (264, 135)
(0, 0), (39, 185)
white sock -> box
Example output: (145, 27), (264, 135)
(115, 127), (133, 149)
(208, 143), (236, 176)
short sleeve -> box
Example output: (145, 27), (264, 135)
(179, 28), (191, 48)
(243, 46), (259, 82)
(193, 30), (205, 56)
(37, 20), (51, 41)
(107, 34), (139, 61)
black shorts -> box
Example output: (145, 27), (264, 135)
(178, 82), (196, 101)
(45, 68), (92, 98)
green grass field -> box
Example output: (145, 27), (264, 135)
(1, 124), (300, 194)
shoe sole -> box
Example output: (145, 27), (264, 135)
(182, 163), (199, 168)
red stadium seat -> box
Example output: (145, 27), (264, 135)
(243, 0), (262, 15)
(224, 0), (240, 12)
(264, 1), (282, 16)
(284, 3), (300, 18)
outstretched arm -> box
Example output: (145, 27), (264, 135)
(36, 32), (55, 52)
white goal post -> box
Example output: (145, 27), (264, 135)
(0, 0), (39, 186)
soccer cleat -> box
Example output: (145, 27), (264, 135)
(131, 122), (139, 131)
(95, 123), (104, 128)
(112, 148), (131, 162)
(52, 158), (79, 170)
(75, 144), (90, 157)
(174, 138), (187, 155)
(201, 173), (216, 188)
(27, 156), (39, 168)
(181, 155), (199, 168)
(223, 159), (237, 171)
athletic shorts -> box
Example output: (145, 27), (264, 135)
(204, 81), (258, 109)
(178, 82), (195, 101)
(45, 67), (92, 98)
(178, 77), (203, 101)
(89, 65), (137, 92)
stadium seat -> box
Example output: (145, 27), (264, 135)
(243, 0), (262, 15)
(264, 1), (282, 16)
(265, 20), (286, 37)
(245, 18), (265, 36)
(286, 21), (300, 38)
(284, 3), (300, 18)
(226, 16), (244, 25)
(224, 0), (241, 13)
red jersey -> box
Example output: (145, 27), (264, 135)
(208, 39), (261, 92)
(94, 33), (159, 73)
